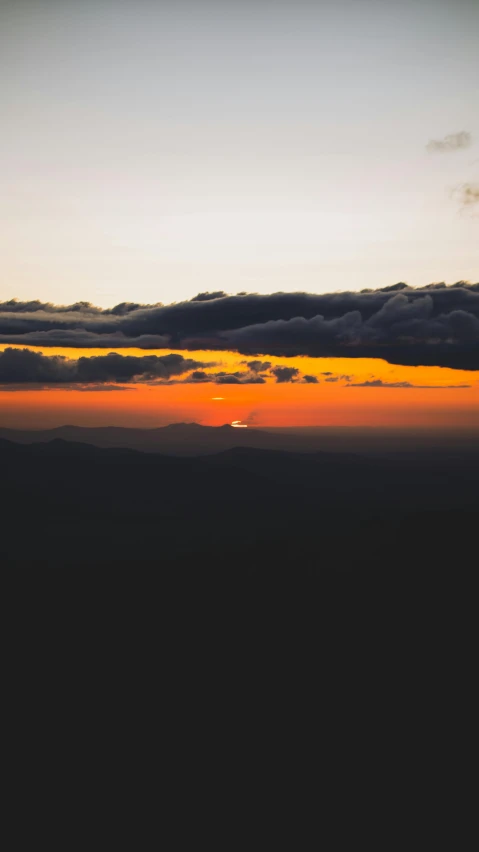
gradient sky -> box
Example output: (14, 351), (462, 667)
(1, 0), (478, 307)
(1, 343), (478, 429)
(1, 0), (478, 430)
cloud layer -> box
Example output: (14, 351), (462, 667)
(0, 349), (212, 386)
(0, 348), (307, 387)
(346, 379), (470, 389)
(1, 281), (479, 370)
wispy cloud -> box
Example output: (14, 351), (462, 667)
(346, 379), (470, 389)
(426, 131), (471, 153)
(454, 183), (479, 207)
(324, 374), (352, 383)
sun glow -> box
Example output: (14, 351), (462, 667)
(0, 344), (478, 431)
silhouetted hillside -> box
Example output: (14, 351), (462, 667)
(1, 437), (477, 569)
(1, 422), (478, 458)
(0, 422), (290, 455)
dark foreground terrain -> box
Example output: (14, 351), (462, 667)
(1, 435), (477, 570)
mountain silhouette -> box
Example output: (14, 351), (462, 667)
(1, 436), (478, 569)
(2, 422), (479, 457)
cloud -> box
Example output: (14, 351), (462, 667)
(187, 370), (210, 382)
(224, 289), (479, 370)
(346, 379), (471, 388)
(213, 374), (243, 384)
(183, 369), (267, 384)
(243, 410), (260, 425)
(302, 375), (318, 383)
(270, 366), (300, 383)
(426, 131), (471, 153)
(0, 348), (213, 386)
(0, 330), (170, 349)
(212, 371), (266, 384)
(242, 360), (272, 373)
(324, 374), (352, 383)
(191, 291), (228, 302)
(454, 183), (479, 207)
(1, 282), (479, 370)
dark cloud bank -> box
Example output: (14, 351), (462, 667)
(0, 349), (304, 387)
(1, 281), (479, 371)
(0, 349), (211, 386)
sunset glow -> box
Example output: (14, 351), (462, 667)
(1, 343), (477, 430)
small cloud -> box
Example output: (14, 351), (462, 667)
(271, 366), (299, 383)
(215, 375), (242, 384)
(185, 368), (266, 385)
(426, 131), (471, 153)
(241, 360), (272, 373)
(188, 370), (210, 382)
(324, 374), (352, 383)
(302, 375), (319, 383)
(454, 183), (479, 207)
(346, 379), (470, 388)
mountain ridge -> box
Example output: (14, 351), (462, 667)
(0, 422), (299, 456)
(1, 422), (479, 457)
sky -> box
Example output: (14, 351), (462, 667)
(0, 0), (478, 429)
(1, 349), (478, 430)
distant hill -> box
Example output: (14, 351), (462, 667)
(0, 422), (316, 456)
(2, 422), (479, 458)
(1, 436), (478, 568)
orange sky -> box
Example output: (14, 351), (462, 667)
(1, 344), (478, 430)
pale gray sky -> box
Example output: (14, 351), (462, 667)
(1, 0), (478, 306)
